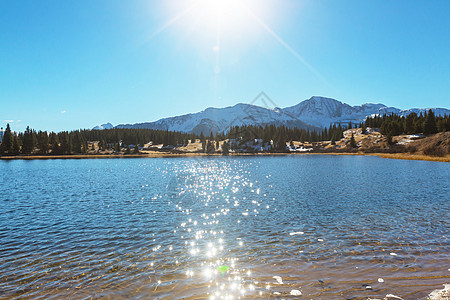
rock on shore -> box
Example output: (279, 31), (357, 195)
(368, 284), (450, 300)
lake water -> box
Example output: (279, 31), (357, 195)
(0, 156), (449, 299)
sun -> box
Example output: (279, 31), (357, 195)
(147, 0), (326, 88)
(198, 0), (244, 16)
(191, 0), (248, 32)
(154, 0), (269, 44)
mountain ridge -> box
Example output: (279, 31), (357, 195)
(95, 96), (450, 134)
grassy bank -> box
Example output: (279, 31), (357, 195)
(1, 151), (449, 162)
(369, 153), (450, 162)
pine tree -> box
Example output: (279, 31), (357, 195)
(134, 144), (139, 154)
(387, 134), (395, 145)
(83, 140), (88, 154)
(68, 134), (73, 154)
(52, 142), (61, 154)
(222, 141), (229, 156)
(436, 116), (450, 132)
(414, 120), (423, 133)
(423, 109), (438, 135)
(72, 132), (82, 153)
(360, 123), (366, 135)
(349, 133), (356, 148)
(49, 133), (59, 152)
(37, 131), (49, 154)
(201, 139), (206, 153)
(1, 124), (14, 154)
(59, 133), (69, 154)
(275, 131), (286, 152)
(125, 145), (131, 154)
(206, 140), (215, 153)
(200, 132), (205, 143)
(22, 126), (35, 154)
(405, 113), (417, 134)
(13, 135), (21, 154)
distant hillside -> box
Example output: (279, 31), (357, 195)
(93, 123), (114, 130)
(94, 96), (450, 134)
(115, 103), (318, 135)
(281, 96), (387, 128)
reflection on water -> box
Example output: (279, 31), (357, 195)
(0, 156), (449, 299)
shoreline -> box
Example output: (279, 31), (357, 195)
(1, 152), (449, 162)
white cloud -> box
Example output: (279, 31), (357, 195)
(60, 110), (67, 114)
(4, 120), (13, 123)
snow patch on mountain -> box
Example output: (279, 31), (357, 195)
(93, 123), (114, 130)
(116, 103), (317, 134)
(101, 96), (449, 133)
(282, 96), (386, 128)
(378, 107), (450, 117)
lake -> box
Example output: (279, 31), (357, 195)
(0, 156), (449, 299)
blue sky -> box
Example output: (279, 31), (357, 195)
(1, 0), (449, 132)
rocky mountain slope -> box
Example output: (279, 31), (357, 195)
(115, 103), (317, 134)
(95, 96), (449, 134)
(92, 123), (114, 130)
(281, 97), (387, 128)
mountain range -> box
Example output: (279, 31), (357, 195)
(94, 96), (450, 134)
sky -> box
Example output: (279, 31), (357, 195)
(0, 0), (449, 132)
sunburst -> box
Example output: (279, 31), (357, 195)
(145, 0), (327, 85)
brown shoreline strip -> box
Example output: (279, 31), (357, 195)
(1, 152), (449, 162)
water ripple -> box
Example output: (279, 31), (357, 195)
(0, 156), (449, 299)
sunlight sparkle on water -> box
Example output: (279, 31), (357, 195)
(152, 160), (271, 298)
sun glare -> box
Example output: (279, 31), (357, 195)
(153, 1), (324, 83)
(199, 0), (243, 15)
(191, 0), (260, 34)
(155, 0), (271, 45)
(191, 0), (249, 33)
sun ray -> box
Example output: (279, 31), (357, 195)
(242, 5), (332, 88)
(213, 12), (222, 102)
(142, 4), (198, 45)
(141, 1), (332, 92)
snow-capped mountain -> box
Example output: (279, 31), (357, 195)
(96, 96), (449, 134)
(282, 96), (387, 128)
(93, 123), (114, 130)
(377, 107), (450, 117)
(282, 97), (448, 128)
(115, 103), (317, 134)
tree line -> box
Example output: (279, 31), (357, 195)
(364, 109), (449, 137)
(226, 123), (345, 145)
(0, 126), (197, 155)
(0, 123), (346, 155)
(2, 111), (448, 155)
(196, 124), (347, 153)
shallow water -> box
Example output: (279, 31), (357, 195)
(0, 156), (449, 299)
